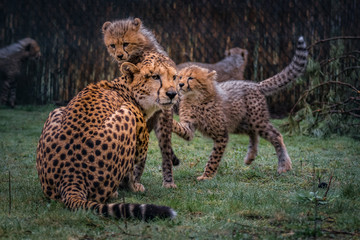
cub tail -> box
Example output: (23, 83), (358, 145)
(259, 36), (308, 96)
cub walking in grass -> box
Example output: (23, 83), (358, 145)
(172, 37), (308, 180)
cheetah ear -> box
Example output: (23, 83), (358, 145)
(120, 62), (139, 83)
(102, 21), (112, 34)
(132, 18), (142, 31)
(208, 70), (217, 81)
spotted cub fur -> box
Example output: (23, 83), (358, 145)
(36, 52), (178, 220)
(102, 17), (178, 188)
(173, 37), (308, 180)
(102, 18), (166, 67)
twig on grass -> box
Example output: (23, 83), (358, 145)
(323, 174), (333, 199)
(9, 170), (11, 215)
(122, 195), (127, 230)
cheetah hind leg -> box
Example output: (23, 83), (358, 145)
(258, 124), (292, 174)
(244, 133), (259, 165)
(118, 175), (145, 192)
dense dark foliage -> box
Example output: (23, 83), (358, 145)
(1, 0), (359, 116)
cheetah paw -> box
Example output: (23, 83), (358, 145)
(163, 182), (177, 189)
(196, 175), (213, 181)
(277, 162), (292, 174)
(244, 157), (255, 165)
(134, 183), (145, 192)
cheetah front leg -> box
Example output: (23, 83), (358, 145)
(132, 120), (149, 192)
(172, 119), (195, 141)
(198, 134), (228, 180)
(155, 110), (178, 188)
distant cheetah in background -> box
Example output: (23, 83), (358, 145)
(0, 38), (41, 107)
(177, 47), (248, 81)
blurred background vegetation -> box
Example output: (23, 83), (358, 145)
(1, 0), (359, 135)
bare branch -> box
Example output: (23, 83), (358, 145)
(320, 54), (359, 67)
(290, 81), (360, 115)
(307, 36), (360, 50)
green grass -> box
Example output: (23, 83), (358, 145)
(0, 105), (359, 239)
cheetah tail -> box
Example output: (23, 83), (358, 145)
(95, 202), (177, 221)
(62, 192), (176, 221)
(258, 36), (308, 96)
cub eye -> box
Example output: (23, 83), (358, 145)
(173, 75), (177, 81)
(188, 77), (193, 80)
(152, 75), (160, 80)
(110, 44), (115, 49)
(123, 42), (129, 47)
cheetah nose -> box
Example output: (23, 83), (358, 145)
(179, 83), (185, 88)
(117, 54), (124, 59)
(166, 91), (177, 100)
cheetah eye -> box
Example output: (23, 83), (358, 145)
(152, 75), (160, 81)
(123, 42), (129, 47)
(110, 44), (115, 49)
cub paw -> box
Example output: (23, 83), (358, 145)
(163, 182), (177, 189)
(244, 157), (255, 165)
(134, 183), (145, 192)
(277, 161), (292, 174)
(197, 175), (213, 181)
(110, 191), (119, 199)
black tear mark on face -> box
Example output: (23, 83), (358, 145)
(187, 76), (193, 91)
(156, 75), (163, 104)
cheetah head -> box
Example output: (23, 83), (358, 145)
(102, 18), (148, 64)
(120, 52), (178, 118)
(224, 47), (248, 59)
(20, 38), (41, 60)
(176, 65), (217, 98)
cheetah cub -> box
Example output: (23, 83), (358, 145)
(173, 37), (308, 180)
(102, 17), (167, 66)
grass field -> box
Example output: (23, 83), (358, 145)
(0, 105), (359, 239)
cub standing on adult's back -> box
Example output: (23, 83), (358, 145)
(102, 17), (178, 188)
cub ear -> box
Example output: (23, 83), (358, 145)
(120, 62), (139, 83)
(102, 21), (112, 34)
(132, 18), (142, 31)
(208, 70), (217, 81)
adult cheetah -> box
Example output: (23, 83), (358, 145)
(36, 52), (178, 220)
